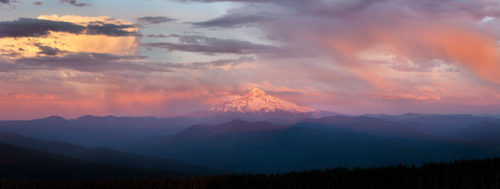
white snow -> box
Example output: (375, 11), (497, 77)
(213, 88), (316, 114)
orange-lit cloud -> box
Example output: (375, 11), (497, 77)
(0, 15), (139, 59)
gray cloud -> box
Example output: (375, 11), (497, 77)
(86, 23), (139, 36)
(0, 49), (20, 58)
(142, 34), (276, 55)
(137, 16), (175, 25)
(0, 18), (85, 38)
(179, 0), (274, 2)
(182, 0), (500, 19)
(60, 0), (90, 7)
(0, 0), (10, 4)
(147, 34), (169, 38)
(192, 13), (270, 28)
(0, 18), (139, 38)
(35, 44), (62, 56)
(0, 53), (166, 73)
(163, 57), (253, 69)
(0, 52), (251, 73)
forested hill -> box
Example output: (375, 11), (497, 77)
(0, 142), (183, 179)
(2, 157), (499, 189)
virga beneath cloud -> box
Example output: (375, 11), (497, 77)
(0, 0), (500, 119)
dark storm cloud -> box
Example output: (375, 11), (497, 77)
(86, 23), (139, 36)
(137, 16), (175, 25)
(60, 0), (90, 7)
(0, 18), (85, 38)
(192, 13), (270, 28)
(33, 1), (42, 5)
(0, 53), (168, 73)
(142, 35), (276, 55)
(0, 18), (139, 38)
(0, 0), (10, 4)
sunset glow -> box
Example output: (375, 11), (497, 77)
(1, 0), (500, 119)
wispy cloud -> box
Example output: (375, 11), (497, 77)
(137, 16), (175, 25)
(60, 0), (90, 7)
(142, 34), (276, 55)
(192, 13), (270, 28)
(2, 53), (162, 73)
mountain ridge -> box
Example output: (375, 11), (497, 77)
(0, 133), (216, 174)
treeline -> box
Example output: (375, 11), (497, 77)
(1, 158), (499, 189)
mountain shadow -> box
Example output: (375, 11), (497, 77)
(0, 142), (181, 179)
(0, 133), (216, 175)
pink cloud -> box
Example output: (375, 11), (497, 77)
(3, 1), (500, 118)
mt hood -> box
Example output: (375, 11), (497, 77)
(213, 88), (316, 114)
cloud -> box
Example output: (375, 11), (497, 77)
(33, 1), (42, 6)
(240, 0), (500, 86)
(181, 0), (500, 19)
(0, 15), (140, 59)
(179, 0), (274, 2)
(185, 58), (250, 69)
(142, 34), (276, 55)
(192, 13), (270, 28)
(147, 34), (169, 38)
(0, 0), (10, 4)
(35, 44), (62, 56)
(3, 1), (500, 118)
(0, 56), (250, 119)
(0, 53), (167, 73)
(86, 23), (139, 36)
(0, 18), (138, 38)
(137, 16), (175, 25)
(161, 57), (253, 70)
(0, 51), (249, 73)
(60, 0), (90, 7)
(0, 18), (86, 38)
(173, 0), (500, 113)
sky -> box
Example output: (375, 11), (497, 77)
(1, 0), (500, 119)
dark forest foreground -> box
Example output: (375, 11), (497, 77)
(1, 158), (499, 189)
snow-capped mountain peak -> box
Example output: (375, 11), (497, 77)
(248, 87), (267, 97)
(213, 88), (316, 114)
